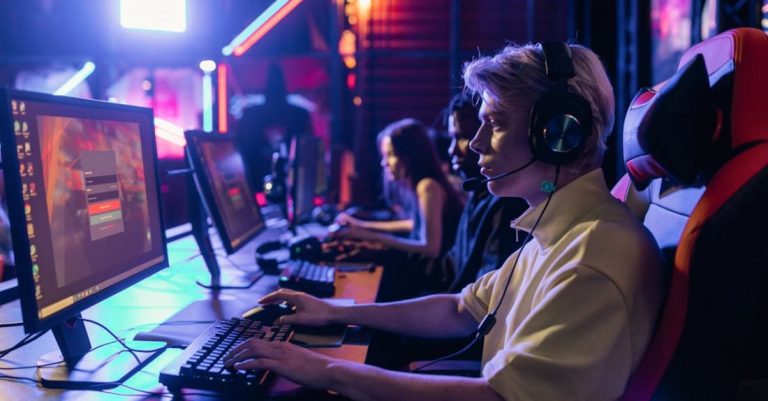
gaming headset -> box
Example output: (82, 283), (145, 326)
(255, 235), (323, 275)
(254, 240), (286, 275)
(528, 42), (593, 166)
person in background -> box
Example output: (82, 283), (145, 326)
(334, 119), (463, 260)
(225, 42), (665, 401)
(428, 126), (466, 204)
(442, 92), (528, 292)
(235, 63), (312, 193)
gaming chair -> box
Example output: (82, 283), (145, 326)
(612, 28), (768, 400)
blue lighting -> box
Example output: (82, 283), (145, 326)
(54, 62), (96, 96)
(120, 0), (187, 33)
(222, 0), (290, 56)
(202, 74), (213, 132)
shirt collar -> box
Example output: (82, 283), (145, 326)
(510, 168), (611, 247)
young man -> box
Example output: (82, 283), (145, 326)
(225, 43), (665, 401)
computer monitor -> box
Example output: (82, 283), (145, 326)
(288, 134), (323, 224)
(185, 131), (265, 254)
(0, 89), (168, 388)
(184, 130), (267, 289)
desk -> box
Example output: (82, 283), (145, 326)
(0, 230), (382, 400)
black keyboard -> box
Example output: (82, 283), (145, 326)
(159, 317), (293, 396)
(278, 260), (336, 297)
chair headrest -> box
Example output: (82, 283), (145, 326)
(622, 28), (768, 190)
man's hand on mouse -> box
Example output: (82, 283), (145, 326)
(259, 289), (337, 327)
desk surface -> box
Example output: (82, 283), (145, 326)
(0, 229), (381, 400)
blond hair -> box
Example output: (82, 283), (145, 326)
(463, 43), (615, 170)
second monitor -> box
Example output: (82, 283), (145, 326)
(185, 130), (267, 289)
(288, 134), (327, 226)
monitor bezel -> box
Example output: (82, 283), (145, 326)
(0, 89), (169, 334)
(184, 130), (266, 255)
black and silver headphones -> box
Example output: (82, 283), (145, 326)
(528, 42), (593, 166)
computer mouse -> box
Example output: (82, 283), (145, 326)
(241, 302), (295, 325)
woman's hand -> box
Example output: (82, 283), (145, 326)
(259, 289), (338, 326)
(334, 212), (365, 228)
(331, 225), (382, 242)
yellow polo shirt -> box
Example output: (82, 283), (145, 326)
(461, 169), (665, 401)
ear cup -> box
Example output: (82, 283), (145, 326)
(528, 42), (594, 166)
(529, 91), (593, 165)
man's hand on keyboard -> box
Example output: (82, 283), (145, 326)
(223, 338), (335, 390)
(259, 289), (337, 326)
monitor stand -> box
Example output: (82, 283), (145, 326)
(187, 173), (263, 290)
(37, 314), (162, 389)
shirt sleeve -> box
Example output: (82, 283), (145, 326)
(459, 268), (500, 323)
(484, 265), (633, 401)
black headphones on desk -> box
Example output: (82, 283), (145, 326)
(528, 42), (593, 166)
(255, 240), (288, 275)
(255, 235), (324, 275)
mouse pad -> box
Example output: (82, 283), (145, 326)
(134, 298), (354, 348)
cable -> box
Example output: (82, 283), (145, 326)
(0, 322), (23, 328)
(119, 319), (216, 335)
(0, 360), (61, 370)
(488, 167), (559, 319)
(0, 372), (217, 398)
(0, 330), (49, 359)
(412, 167), (561, 373)
(78, 318), (168, 366)
(0, 336), (143, 371)
(79, 318), (169, 353)
(0, 372), (40, 384)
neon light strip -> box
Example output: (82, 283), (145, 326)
(154, 117), (186, 147)
(54, 62), (96, 95)
(221, 0), (303, 57)
(154, 128), (187, 147)
(217, 64), (228, 133)
(202, 74), (213, 132)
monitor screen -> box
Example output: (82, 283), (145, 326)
(0, 90), (167, 333)
(185, 131), (265, 254)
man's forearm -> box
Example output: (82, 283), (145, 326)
(331, 294), (478, 338)
(327, 360), (504, 401)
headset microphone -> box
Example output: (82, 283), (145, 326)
(461, 158), (536, 192)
